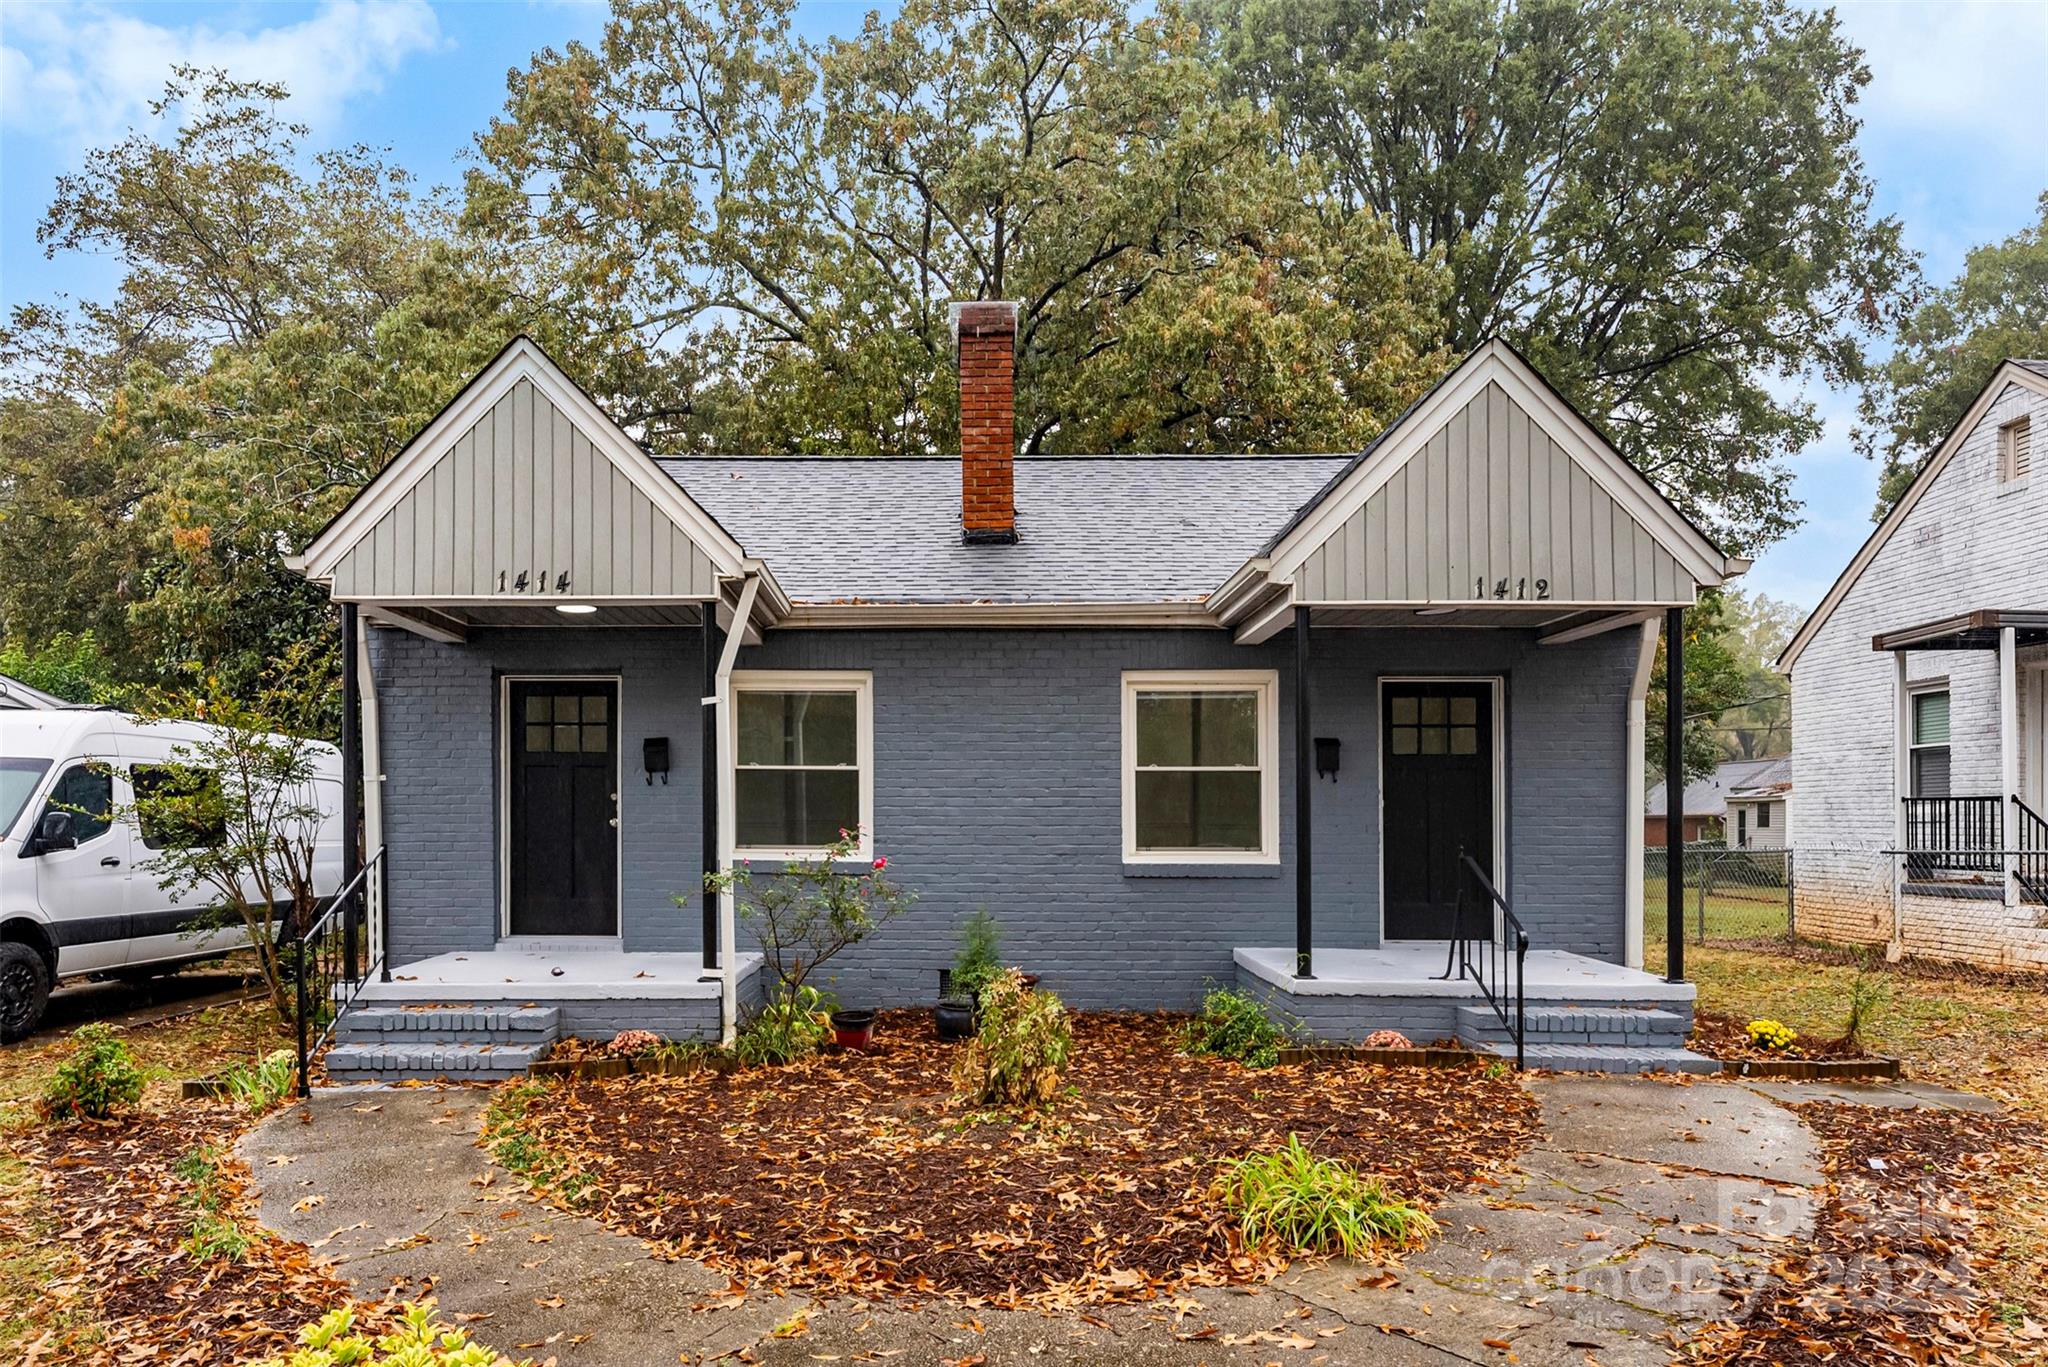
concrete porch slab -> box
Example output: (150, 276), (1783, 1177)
(1234, 943), (1695, 1003)
(358, 949), (763, 1002)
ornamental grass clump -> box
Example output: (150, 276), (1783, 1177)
(955, 969), (1072, 1107)
(254, 1300), (528, 1367)
(1180, 985), (1287, 1068)
(41, 1022), (144, 1122)
(1221, 1134), (1436, 1258)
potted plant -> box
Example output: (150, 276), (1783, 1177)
(830, 1007), (876, 1050)
(935, 910), (1002, 1041)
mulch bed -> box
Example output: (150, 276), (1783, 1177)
(491, 1009), (1540, 1308)
(1689, 1008), (1872, 1064)
(1684, 1102), (2047, 1365)
(14, 1105), (392, 1365)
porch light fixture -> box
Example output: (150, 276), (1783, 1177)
(555, 603), (598, 615)
(1414, 606), (1457, 617)
(1314, 736), (1341, 782)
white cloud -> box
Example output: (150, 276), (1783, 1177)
(1, 0), (443, 148)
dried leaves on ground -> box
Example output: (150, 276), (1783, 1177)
(12, 1105), (392, 1365)
(1688, 1008), (1869, 1063)
(1686, 1101), (2047, 1366)
(489, 1010), (1538, 1308)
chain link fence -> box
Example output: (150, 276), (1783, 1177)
(1645, 843), (2048, 975)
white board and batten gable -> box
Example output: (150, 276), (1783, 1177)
(293, 338), (763, 617)
(1216, 340), (1740, 642)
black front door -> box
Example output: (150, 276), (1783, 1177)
(1382, 681), (1494, 940)
(508, 680), (618, 936)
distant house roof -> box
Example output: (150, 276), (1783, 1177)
(1645, 755), (1793, 819)
(663, 455), (1348, 606)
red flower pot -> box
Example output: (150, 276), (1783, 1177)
(830, 1009), (876, 1050)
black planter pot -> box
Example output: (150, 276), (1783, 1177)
(830, 1008), (876, 1050)
(933, 998), (975, 1042)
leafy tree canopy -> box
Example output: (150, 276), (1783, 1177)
(1859, 193), (2048, 518)
(1203, 0), (1914, 553)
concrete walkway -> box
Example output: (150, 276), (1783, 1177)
(240, 1075), (1993, 1365)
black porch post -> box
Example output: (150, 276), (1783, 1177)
(1665, 605), (1685, 983)
(339, 602), (362, 981)
(1294, 605), (1313, 979)
(701, 607), (720, 972)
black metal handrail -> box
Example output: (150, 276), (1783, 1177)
(295, 845), (386, 1097)
(2017, 795), (2048, 905)
(1435, 850), (1530, 1070)
(1901, 796), (2004, 876)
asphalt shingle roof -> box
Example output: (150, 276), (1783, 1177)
(1645, 755), (1794, 818)
(661, 456), (1349, 605)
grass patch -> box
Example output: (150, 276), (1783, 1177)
(0, 997), (291, 1129)
(0, 1146), (92, 1360)
(1220, 1133), (1436, 1258)
(480, 1080), (593, 1206)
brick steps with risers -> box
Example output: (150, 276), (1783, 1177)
(1456, 1004), (1717, 1074)
(325, 1005), (560, 1082)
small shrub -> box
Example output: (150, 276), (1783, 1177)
(606, 1029), (664, 1058)
(1746, 1018), (1797, 1052)
(950, 909), (1003, 1004)
(253, 1299), (530, 1367)
(1221, 1134), (1436, 1258)
(954, 970), (1072, 1107)
(1842, 966), (1892, 1046)
(1181, 986), (1286, 1068)
(41, 1023), (144, 1121)
(220, 1049), (297, 1114)
(735, 984), (834, 1067)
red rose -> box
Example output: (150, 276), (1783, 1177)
(872, 857), (888, 871)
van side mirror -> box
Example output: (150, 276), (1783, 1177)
(31, 810), (76, 855)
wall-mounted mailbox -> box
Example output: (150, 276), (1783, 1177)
(643, 736), (671, 785)
(1314, 736), (1341, 782)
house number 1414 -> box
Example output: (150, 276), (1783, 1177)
(497, 570), (572, 593)
(1475, 577), (1549, 600)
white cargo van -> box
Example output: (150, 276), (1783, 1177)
(0, 707), (343, 1041)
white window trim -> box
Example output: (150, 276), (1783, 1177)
(730, 669), (875, 862)
(1906, 679), (1951, 799)
(1120, 669), (1280, 865)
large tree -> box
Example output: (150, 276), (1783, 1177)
(1204, 0), (1915, 554)
(464, 0), (1453, 457)
(1859, 193), (2048, 518)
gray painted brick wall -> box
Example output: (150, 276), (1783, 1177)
(368, 624), (1635, 1010)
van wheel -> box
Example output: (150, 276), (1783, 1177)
(0, 943), (51, 1043)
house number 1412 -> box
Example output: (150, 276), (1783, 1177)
(1475, 577), (1549, 600)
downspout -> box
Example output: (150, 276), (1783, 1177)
(355, 613), (389, 980)
(710, 574), (762, 1044)
(1624, 616), (1659, 971)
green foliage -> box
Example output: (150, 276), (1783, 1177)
(1181, 985), (1286, 1069)
(0, 631), (132, 706)
(1842, 965), (1893, 1047)
(1220, 1133), (1435, 1257)
(954, 970), (1073, 1108)
(702, 829), (915, 999)
(40, 1023), (144, 1122)
(253, 1300), (530, 1367)
(1647, 591), (1753, 785)
(220, 1050), (298, 1115)
(1205, 0), (1913, 554)
(482, 1082), (593, 1206)
(1713, 589), (1801, 761)
(174, 1141), (254, 1260)
(121, 653), (336, 1022)
(735, 985), (835, 1067)
(1861, 193), (2048, 517)
(950, 910), (1003, 1005)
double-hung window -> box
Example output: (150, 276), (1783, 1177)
(1122, 671), (1279, 863)
(732, 671), (873, 860)
(1909, 689), (1951, 798)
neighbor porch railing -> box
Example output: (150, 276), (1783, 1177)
(294, 844), (387, 1097)
(2016, 796), (2048, 906)
(1437, 850), (1529, 1070)
(1900, 796), (2004, 877)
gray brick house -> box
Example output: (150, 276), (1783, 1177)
(1778, 360), (2048, 968)
(289, 305), (1747, 1075)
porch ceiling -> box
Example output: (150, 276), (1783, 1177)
(1873, 609), (2048, 653)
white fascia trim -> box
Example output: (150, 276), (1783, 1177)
(297, 338), (752, 583)
(1265, 340), (1733, 589)
(1208, 557), (1275, 624)
(1234, 592), (1297, 645)
(777, 601), (1220, 629)
(1778, 362), (2048, 674)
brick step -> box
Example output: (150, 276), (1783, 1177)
(1455, 1004), (1690, 1047)
(335, 1006), (561, 1045)
(1476, 1040), (1720, 1075)
(325, 1040), (552, 1082)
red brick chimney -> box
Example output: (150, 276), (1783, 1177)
(951, 300), (1019, 544)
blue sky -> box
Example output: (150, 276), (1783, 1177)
(3, 0), (2044, 612)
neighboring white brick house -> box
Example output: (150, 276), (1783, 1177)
(1779, 360), (2048, 968)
